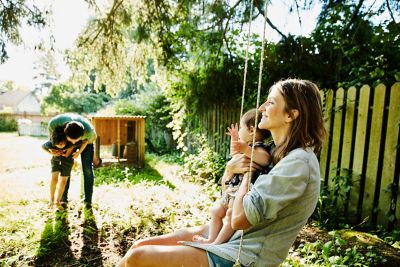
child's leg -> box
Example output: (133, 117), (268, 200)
(211, 199), (236, 244)
(193, 202), (226, 243)
(49, 172), (59, 204)
(55, 176), (69, 205)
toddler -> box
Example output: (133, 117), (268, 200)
(194, 108), (271, 244)
(42, 126), (76, 210)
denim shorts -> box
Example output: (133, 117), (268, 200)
(207, 251), (238, 267)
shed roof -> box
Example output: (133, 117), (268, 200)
(90, 115), (146, 120)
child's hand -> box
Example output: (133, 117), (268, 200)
(49, 149), (62, 156)
(231, 140), (248, 154)
(72, 152), (80, 159)
(226, 123), (239, 141)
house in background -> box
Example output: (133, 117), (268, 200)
(0, 90), (41, 114)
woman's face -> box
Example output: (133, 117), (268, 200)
(258, 86), (290, 131)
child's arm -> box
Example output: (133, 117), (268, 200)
(61, 146), (75, 158)
(226, 123), (239, 155)
(231, 141), (270, 167)
(42, 141), (62, 156)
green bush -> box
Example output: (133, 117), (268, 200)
(0, 115), (17, 131)
(181, 133), (226, 183)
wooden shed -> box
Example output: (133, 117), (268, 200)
(90, 115), (146, 167)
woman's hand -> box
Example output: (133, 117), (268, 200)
(226, 154), (263, 175)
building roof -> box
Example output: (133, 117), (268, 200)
(0, 90), (35, 107)
(90, 115), (146, 120)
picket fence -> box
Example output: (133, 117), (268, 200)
(196, 83), (400, 229)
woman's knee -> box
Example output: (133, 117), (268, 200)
(124, 247), (147, 267)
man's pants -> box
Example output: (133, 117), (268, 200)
(61, 143), (94, 203)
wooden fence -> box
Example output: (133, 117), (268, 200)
(196, 83), (400, 229)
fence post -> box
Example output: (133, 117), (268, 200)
(362, 84), (386, 226)
(339, 87), (356, 212)
(379, 83), (400, 227)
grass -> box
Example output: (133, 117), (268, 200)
(0, 153), (215, 266)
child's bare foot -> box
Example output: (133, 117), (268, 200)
(55, 202), (64, 211)
(192, 235), (212, 244)
(48, 201), (54, 209)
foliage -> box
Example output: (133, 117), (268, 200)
(41, 83), (111, 114)
(181, 133), (226, 183)
(313, 168), (360, 229)
(0, 1), (47, 63)
(33, 49), (61, 97)
(0, 114), (17, 131)
(284, 231), (386, 266)
(93, 155), (164, 186)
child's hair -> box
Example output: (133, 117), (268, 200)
(64, 121), (84, 139)
(241, 108), (270, 140)
(51, 126), (67, 145)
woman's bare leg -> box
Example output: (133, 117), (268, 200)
(119, 245), (209, 267)
(117, 224), (209, 267)
(132, 224), (208, 248)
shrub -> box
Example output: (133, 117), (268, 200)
(0, 114), (17, 131)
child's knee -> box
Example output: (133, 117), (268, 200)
(211, 203), (226, 219)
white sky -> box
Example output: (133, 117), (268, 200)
(0, 0), (321, 90)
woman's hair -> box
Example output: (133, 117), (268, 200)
(271, 79), (326, 164)
(51, 126), (66, 145)
(242, 108), (270, 141)
(64, 121), (84, 139)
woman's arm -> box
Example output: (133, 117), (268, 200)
(231, 172), (252, 230)
(231, 142), (270, 168)
(221, 154), (260, 190)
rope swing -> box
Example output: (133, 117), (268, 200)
(234, 0), (269, 266)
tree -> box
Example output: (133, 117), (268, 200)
(33, 49), (61, 98)
(0, 0), (47, 63)
(41, 83), (111, 114)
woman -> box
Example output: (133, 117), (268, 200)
(117, 79), (326, 267)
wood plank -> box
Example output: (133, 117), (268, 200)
(319, 89), (334, 185)
(328, 88), (344, 188)
(379, 83), (400, 226)
(362, 84), (386, 223)
(339, 87), (356, 209)
(349, 85), (371, 220)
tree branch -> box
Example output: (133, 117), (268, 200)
(386, 0), (399, 26)
(254, 0), (287, 40)
(343, 0), (366, 36)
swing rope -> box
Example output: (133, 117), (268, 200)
(239, 0), (254, 119)
(234, 0), (269, 266)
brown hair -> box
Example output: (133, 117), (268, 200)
(271, 79), (326, 164)
(51, 126), (67, 146)
(241, 108), (270, 141)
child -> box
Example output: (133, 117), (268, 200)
(42, 126), (76, 210)
(194, 108), (271, 244)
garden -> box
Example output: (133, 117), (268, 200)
(1, 0), (400, 266)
